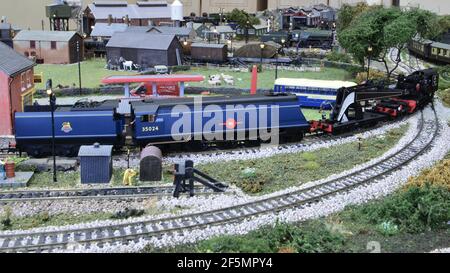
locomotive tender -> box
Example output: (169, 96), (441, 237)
(15, 94), (310, 157)
(14, 69), (439, 157)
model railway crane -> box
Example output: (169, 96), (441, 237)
(310, 69), (439, 134)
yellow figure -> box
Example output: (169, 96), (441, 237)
(123, 169), (137, 186)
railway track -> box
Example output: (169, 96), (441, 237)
(0, 185), (221, 203)
(0, 107), (439, 253)
(117, 120), (398, 166)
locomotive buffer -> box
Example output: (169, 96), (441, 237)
(173, 160), (228, 198)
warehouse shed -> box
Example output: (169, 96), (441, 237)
(106, 32), (183, 69)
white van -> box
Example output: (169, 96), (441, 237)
(154, 65), (169, 74)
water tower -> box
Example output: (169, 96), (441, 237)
(171, 0), (184, 27)
(46, 0), (72, 31)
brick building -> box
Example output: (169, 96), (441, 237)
(0, 42), (35, 136)
(83, 1), (172, 35)
(13, 30), (84, 64)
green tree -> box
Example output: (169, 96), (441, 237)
(337, 2), (371, 32)
(227, 9), (260, 27)
(338, 7), (440, 78)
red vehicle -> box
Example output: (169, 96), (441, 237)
(131, 82), (180, 97)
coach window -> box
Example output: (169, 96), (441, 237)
(30, 40), (36, 49)
(51, 41), (57, 50)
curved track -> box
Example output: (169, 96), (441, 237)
(0, 108), (439, 253)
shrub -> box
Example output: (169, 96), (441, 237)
(196, 221), (346, 253)
(355, 70), (386, 84)
(406, 160), (450, 190)
(111, 208), (145, 219)
(300, 152), (318, 162)
(1, 206), (12, 230)
(326, 51), (352, 64)
(170, 65), (191, 73)
(349, 184), (450, 233)
(303, 161), (320, 170)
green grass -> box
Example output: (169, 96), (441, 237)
(177, 67), (354, 90)
(159, 125), (408, 194)
(34, 58), (136, 90)
(143, 182), (450, 253)
(0, 211), (113, 231)
(301, 108), (330, 121)
(34, 59), (354, 92)
(15, 168), (143, 189)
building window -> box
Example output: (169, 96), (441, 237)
(21, 73), (26, 91)
(27, 70), (32, 88)
(30, 40), (36, 49)
(51, 41), (57, 50)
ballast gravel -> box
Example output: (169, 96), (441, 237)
(1, 101), (449, 253)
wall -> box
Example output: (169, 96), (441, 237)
(0, 68), (34, 136)
(14, 40), (71, 64)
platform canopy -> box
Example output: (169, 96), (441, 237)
(101, 74), (205, 84)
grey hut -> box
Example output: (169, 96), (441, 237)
(78, 143), (113, 184)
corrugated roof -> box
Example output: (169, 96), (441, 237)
(78, 143), (113, 157)
(431, 42), (450, 50)
(90, 23), (128, 37)
(0, 42), (35, 76)
(106, 32), (177, 50)
(126, 26), (193, 36)
(13, 30), (79, 42)
(191, 43), (226, 49)
(88, 2), (171, 19)
(211, 25), (235, 33)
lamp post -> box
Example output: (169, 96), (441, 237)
(245, 19), (250, 44)
(227, 39), (232, 56)
(214, 28), (219, 44)
(260, 43), (265, 65)
(77, 40), (82, 95)
(367, 46), (373, 81)
(46, 79), (57, 183)
(275, 38), (285, 80)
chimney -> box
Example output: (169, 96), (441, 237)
(108, 14), (112, 25)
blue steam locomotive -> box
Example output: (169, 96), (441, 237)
(15, 94), (310, 157)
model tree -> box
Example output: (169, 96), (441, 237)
(338, 7), (441, 78)
(227, 9), (260, 43)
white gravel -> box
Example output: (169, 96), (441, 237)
(64, 102), (450, 253)
(2, 100), (449, 253)
(430, 247), (450, 253)
(113, 118), (410, 168)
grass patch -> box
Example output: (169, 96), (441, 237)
(176, 67), (354, 90)
(0, 210), (113, 231)
(173, 125), (408, 194)
(34, 58), (136, 89)
(301, 108), (330, 121)
(437, 88), (450, 107)
(21, 168), (136, 189)
(143, 182), (449, 253)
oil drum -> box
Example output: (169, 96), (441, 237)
(5, 161), (15, 178)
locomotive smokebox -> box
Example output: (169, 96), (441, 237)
(140, 146), (162, 182)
